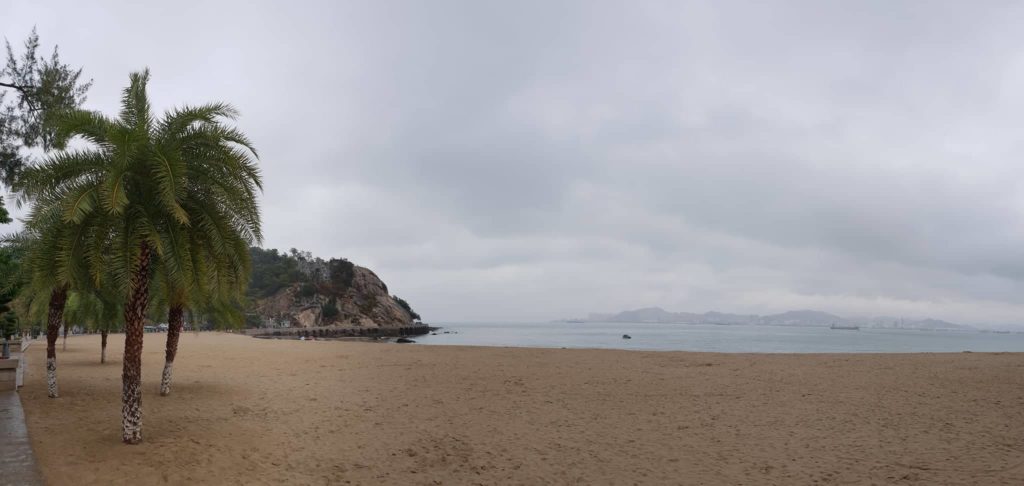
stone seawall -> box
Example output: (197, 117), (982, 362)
(253, 325), (433, 340)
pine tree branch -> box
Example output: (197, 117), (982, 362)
(0, 81), (35, 91)
(0, 80), (42, 110)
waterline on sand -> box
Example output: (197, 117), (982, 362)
(416, 321), (1024, 353)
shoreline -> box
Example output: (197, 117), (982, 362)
(19, 333), (1024, 485)
(412, 321), (1024, 353)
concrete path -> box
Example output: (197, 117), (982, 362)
(0, 390), (43, 485)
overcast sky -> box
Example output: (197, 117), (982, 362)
(4, 1), (1024, 325)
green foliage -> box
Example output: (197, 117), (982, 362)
(289, 248), (312, 261)
(248, 247), (306, 298)
(392, 295), (420, 321)
(187, 298), (247, 330)
(322, 299), (339, 319)
(1, 28), (92, 186)
(0, 30), (91, 335)
(244, 247), (423, 327)
(0, 313), (16, 340)
(298, 282), (316, 298)
(64, 287), (122, 333)
(327, 258), (354, 291)
(0, 244), (20, 338)
(246, 248), (354, 298)
(244, 312), (262, 328)
(13, 69), (261, 332)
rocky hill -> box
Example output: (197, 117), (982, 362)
(247, 248), (421, 329)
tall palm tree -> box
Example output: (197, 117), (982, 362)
(14, 69), (261, 443)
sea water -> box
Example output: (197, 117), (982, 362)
(415, 321), (1024, 353)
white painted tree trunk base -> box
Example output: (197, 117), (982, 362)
(159, 362), (173, 396)
(46, 357), (58, 398)
(122, 381), (142, 444)
(101, 347), (106, 364)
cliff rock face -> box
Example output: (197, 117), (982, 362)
(254, 265), (416, 328)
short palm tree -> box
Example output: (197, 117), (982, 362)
(64, 286), (121, 363)
(152, 125), (262, 396)
(4, 216), (102, 397)
(14, 69), (261, 443)
(150, 225), (255, 396)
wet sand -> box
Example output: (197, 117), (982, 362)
(18, 333), (1024, 485)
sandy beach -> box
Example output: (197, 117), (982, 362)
(17, 333), (1024, 485)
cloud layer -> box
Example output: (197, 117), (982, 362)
(5, 1), (1024, 324)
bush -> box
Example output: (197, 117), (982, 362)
(298, 282), (316, 298)
(322, 299), (339, 320)
(245, 313), (263, 328)
(392, 295), (421, 321)
(328, 258), (355, 291)
(248, 247), (308, 298)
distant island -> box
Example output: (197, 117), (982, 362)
(560, 307), (974, 331)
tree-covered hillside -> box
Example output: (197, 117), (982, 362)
(247, 247), (307, 298)
(246, 247), (420, 325)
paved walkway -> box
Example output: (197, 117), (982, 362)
(0, 388), (43, 485)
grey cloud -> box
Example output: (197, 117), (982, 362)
(5, 1), (1024, 324)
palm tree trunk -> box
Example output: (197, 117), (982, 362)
(62, 322), (68, 351)
(121, 242), (152, 444)
(101, 329), (108, 364)
(45, 285), (69, 398)
(159, 306), (183, 396)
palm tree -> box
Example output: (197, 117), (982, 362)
(63, 293), (79, 351)
(152, 171), (259, 396)
(153, 273), (250, 396)
(4, 218), (100, 398)
(64, 287), (121, 363)
(14, 69), (261, 443)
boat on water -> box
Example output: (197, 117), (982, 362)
(830, 323), (860, 330)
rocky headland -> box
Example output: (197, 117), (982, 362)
(247, 248), (424, 334)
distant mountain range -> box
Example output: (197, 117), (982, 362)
(566, 307), (973, 330)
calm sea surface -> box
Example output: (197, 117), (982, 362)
(415, 321), (1024, 353)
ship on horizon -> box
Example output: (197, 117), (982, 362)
(830, 322), (860, 331)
